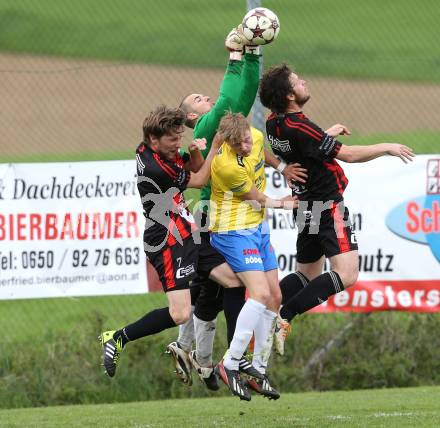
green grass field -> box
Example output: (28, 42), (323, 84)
(0, 293), (168, 343)
(0, 0), (439, 82)
(2, 291), (439, 409)
(1, 386), (439, 427)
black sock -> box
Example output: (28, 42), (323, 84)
(223, 287), (246, 345)
(280, 271), (309, 305)
(114, 307), (176, 345)
(280, 271), (344, 321)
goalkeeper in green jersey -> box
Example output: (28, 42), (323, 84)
(167, 27), (262, 390)
(167, 27), (307, 391)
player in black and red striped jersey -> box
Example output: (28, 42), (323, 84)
(99, 106), (240, 381)
(259, 64), (414, 350)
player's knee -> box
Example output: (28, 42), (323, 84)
(346, 268), (359, 288)
(337, 267), (359, 289)
(172, 313), (191, 325)
(169, 306), (191, 325)
(251, 288), (271, 306)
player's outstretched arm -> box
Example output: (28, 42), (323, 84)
(197, 29), (246, 147)
(241, 185), (298, 210)
(325, 123), (414, 163)
(337, 143), (415, 163)
(264, 148), (308, 184)
(187, 133), (223, 189)
(234, 25), (260, 117)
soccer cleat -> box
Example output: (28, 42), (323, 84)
(215, 360), (251, 401)
(189, 350), (219, 391)
(274, 315), (292, 356)
(99, 330), (124, 378)
(246, 373), (281, 400)
(165, 342), (192, 386)
(238, 356), (264, 380)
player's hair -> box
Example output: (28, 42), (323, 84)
(142, 105), (185, 143)
(218, 112), (250, 146)
(259, 63), (294, 113)
(179, 95), (197, 129)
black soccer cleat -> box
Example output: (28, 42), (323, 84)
(99, 330), (124, 378)
(215, 360), (251, 401)
(189, 350), (219, 391)
(238, 356), (265, 380)
(246, 373), (280, 400)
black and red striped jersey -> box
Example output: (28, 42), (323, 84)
(136, 142), (194, 251)
(266, 111), (348, 202)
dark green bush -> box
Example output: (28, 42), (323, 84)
(1, 296), (439, 409)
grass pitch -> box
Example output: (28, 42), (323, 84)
(0, 0), (438, 82)
(0, 386), (439, 428)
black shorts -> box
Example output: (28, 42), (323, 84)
(189, 279), (202, 305)
(146, 236), (198, 293)
(194, 211), (226, 278)
(295, 200), (358, 264)
(193, 276), (224, 321)
(186, 211), (225, 319)
(197, 230), (226, 277)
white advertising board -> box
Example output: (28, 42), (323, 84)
(0, 161), (148, 299)
(1, 155), (439, 312)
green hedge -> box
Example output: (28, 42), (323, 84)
(1, 293), (439, 408)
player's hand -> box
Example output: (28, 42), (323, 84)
(325, 124), (351, 137)
(225, 27), (246, 52)
(282, 163), (308, 185)
(189, 138), (207, 152)
(280, 195), (299, 210)
(385, 143), (415, 163)
(238, 24), (262, 55)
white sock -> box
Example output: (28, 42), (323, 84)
(177, 305), (195, 352)
(224, 298), (266, 371)
(194, 315), (217, 367)
(252, 309), (277, 374)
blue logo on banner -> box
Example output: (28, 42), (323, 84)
(386, 159), (440, 263)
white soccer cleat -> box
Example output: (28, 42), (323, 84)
(274, 315), (292, 356)
(165, 341), (192, 386)
(189, 350), (219, 391)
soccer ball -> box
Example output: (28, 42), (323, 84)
(241, 7), (280, 46)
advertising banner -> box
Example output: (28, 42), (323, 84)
(0, 161), (148, 299)
(266, 155), (440, 312)
(2, 155), (439, 311)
